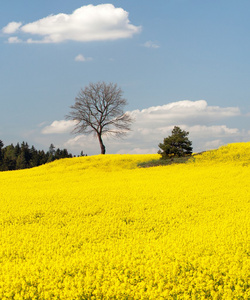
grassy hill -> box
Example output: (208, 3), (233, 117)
(0, 142), (249, 299)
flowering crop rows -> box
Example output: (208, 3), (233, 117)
(0, 143), (249, 299)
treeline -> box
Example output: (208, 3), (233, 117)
(0, 140), (72, 171)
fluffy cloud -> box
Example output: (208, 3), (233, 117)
(42, 120), (76, 134)
(123, 100), (241, 153)
(2, 22), (22, 34)
(2, 4), (141, 44)
(129, 100), (240, 127)
(143, 41), (160, 48)
(203, 139), (224, 150)
(74, 54), (93, 62)
(40, 100), (248, 155)
(7, 36), (22, 43)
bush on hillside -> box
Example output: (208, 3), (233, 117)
(158, 126), (193, 159)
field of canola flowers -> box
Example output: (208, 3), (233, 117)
(0, 142), (249, 299)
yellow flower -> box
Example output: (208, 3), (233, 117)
(0, 143), (249, 298)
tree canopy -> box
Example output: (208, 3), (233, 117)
(158, 126), (193, 158)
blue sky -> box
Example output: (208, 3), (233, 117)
(1, 0), (249, 155)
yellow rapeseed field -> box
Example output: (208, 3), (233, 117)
(0, 142), (249, 299)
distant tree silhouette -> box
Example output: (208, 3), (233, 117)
(0, 142), (73, 171)
(0, 140), (3, 159)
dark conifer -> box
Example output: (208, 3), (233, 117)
(158, 126), (193, 159)
(0, 142), (72, 171)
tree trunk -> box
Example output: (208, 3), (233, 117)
(97, 133), (106, 154)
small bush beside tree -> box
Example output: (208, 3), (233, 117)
(158, 126), (193, 159)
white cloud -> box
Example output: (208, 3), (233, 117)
(39, 100), (248, 155)
(74, 54), (93, 62)
(2, 4), (141, 44)
(2, 22), (22, 34)
(143, 41), (160, 48)
(42, 120), (76, 134)
(131, 100), (240, 125)
(203, 139), (224, 150)
(117, 147), (159, 155)
(7, 36), (22, 43)
(189, 125), (239, 137)
(123, 101), (241, 153)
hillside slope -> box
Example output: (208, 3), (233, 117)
(0, 143), (249, 299)
(194, 142), (250, 165)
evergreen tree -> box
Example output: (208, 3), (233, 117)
(49, 144), (56, 156)
(30, 146), (39, 167)
(38, 150), (47, 165)
(3, 144), (16, 170)
(16, 151), (28, 169)
(47, 144), (56, 163)
(0, 142), (73, 171)
(0, 140), (3, 160)
(18, 142), (31, 168)
(14, 143), (21, 157)
(0, 140), (4, 169)
(158, 126), (193, 159)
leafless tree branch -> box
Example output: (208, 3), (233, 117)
(65, 82), (134, 154)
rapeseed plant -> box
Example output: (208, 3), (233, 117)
(0, 143), (249, 299)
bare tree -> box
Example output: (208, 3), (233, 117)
(66, 82), (134, 154)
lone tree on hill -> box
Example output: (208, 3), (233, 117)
(158, 126), (193, 158)
(66, 82), (134, 154)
